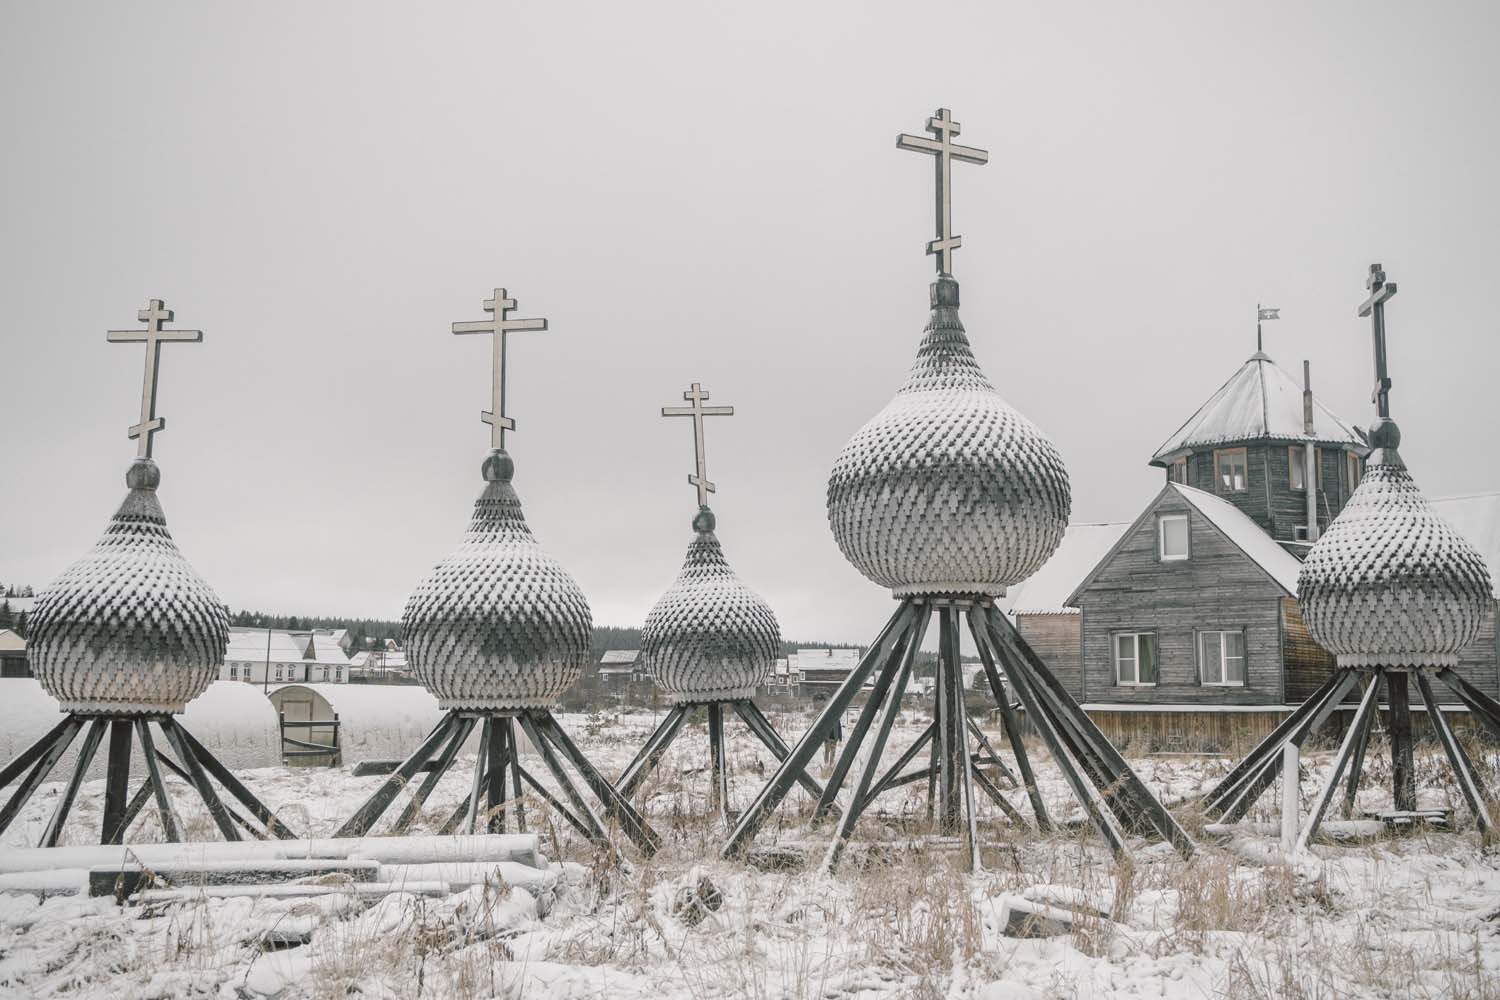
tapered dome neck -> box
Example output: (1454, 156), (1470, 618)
(125, 458), (161, 491)
(901, 274), (995, 394)
(468, 448), (533, 540)
(1366, 417), (1405, 470)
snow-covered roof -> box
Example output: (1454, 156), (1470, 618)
(225, 627), (350, 666)
(1151, 353), (1364, 464)
(1065, 483), (1305, 606)
(1431, 491), (1500, 598)
(999, 522), (1129, 615)
(0, 629), (25, 652)
(1171, 484), (1304, 595)
(599, 649), (639, 665)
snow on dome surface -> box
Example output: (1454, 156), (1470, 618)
(402, 451), (592, 711)
(640, 508), (780, 704)
(1299, 437), (1493, 669)
(827, 275), (1071, 597)
(28, 460), (229, 715)
(1151, 352), (1365, 464)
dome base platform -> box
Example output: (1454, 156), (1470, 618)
(616, 699), (831, 831)
(335, 709), (660, 857)
(1201, 666), (1498, 845)
(721, 599), (1196, 871)
(0, 713), (298, 848)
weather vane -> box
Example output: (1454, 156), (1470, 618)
(452, 287), (548, 449)
(896, 107), (989, 275)
(1358, 263), (1398, 419)
(662, 382), (734, 508)
(107, 299), (202, 459)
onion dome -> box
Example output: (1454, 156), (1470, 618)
(402, 449), (592, 710)
(640, 507), (781, 704)
(28, 458), (229, 714)
(1298, 419), (1492, 667)
(827, 275), (1071, 596)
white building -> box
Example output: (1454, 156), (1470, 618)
(221, 627), (351, 684)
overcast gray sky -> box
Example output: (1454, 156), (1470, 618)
(3, 1), (1497, 643)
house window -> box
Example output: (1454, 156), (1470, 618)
(1347, 452), (1362, 491)
(1158, 514), (1190, 561)
(229, 665), (237, 680)
(335, 668), (343, 681)
(1114, 632), (1158, 686)
(1293, 525), (1311, 543)
(1169, 457), (1188, 484)
(1289, 446), (1320, 491)
(1215, 448), (1248, 493)
(1199, 630), (1246, 686)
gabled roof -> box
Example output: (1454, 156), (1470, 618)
(1431, 492), (1500, 598)
(1065, 483), (1305, 606)
(0, 629), (24, 652)
(599, 649), (639, 664)
(998, 522), (1130, 616)
(1151, 353), (1365, 465)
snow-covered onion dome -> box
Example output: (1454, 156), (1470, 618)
(402, 449), (592, 710)
(640, 507), (781, 704)
(1298, 419), (1492, 668)
(28, 458), (229, 714)
(827, 275), (1071, 596)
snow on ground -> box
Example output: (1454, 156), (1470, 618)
(1, 708), (1498, 998)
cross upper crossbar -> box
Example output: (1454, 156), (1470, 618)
(106, 299), (202, 459)
(452, 287), (548, 448)
(662, 382), (734, 508)
(896, 107), (989, 275)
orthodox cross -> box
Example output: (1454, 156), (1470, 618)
(1357, 263), (1398, 418)
(662, 382), (734, 507)
(107, 299), (202, 459)
(452, 288), (548, 448)
(896, 107), (989, 275)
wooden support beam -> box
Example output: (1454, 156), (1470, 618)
(618, 704), (689, 799)
(158, 719), (241, 842)
(1297, 673), (1381, 852)
(517, 713), (612, 847)
(1386, 671), (1416, 812)
(731, 700), (832, 806)
(101, 721), (134, 845)
(1342, 677), (1377, 819)
(1415, 671), (1493, 835)
(0, 716), (83, 837)
(531, 712), (661, 855)
(464, 718), (492, 834)
(722, 602), (919, 859)
(40, 719), (108, 848)
(392, 715), (475, 834)
(817, 618), (919, 819)
(708, 703), (730, 828)
(967, 609), (1049, 831)
(335, 713), (458, 838)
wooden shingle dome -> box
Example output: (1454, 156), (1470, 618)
(640, 507), (780, 704)
(402, 450), (592, 710)
(29, 459), (229, 714)
(826, 275), (1070, 596)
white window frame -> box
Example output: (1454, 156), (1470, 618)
(1113, 632), (1158, 687)
(1293, 525), (1311, 542)
(1215, 447), (1248, 493)
(1158, 514), (1190, 562)
(1198, 629), (1247, 687)
(229, 665), (237, 680)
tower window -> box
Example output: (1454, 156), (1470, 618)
(1158, 514), (1190, 561)
(1215, 448), (1248, 493)
(1289, 446), (1320, 491)
(1169, 457), (1188, 484)
(1347, 452), (1362, 491)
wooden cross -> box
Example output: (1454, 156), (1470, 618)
(452, 288), (548, 448)
(106, 299), (202, 459)
(662, 382), (734, 508)
(896, 107), (989, 275)
(1357, 263), (1398, 419)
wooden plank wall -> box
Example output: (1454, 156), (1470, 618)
(1077, 491), (1286, 705)
(1281, 597), (1336, 702)
(1016, 613), (1083, 700)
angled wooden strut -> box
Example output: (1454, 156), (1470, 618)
(335, 709), (660, 855)
(0, 713), (296, 847)
(1202, 665), (1496, 843)
(721, 598), (1195, 871)
(615, 698), (830, 829)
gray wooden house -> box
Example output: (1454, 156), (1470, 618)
(1002, 350), (1500, 751)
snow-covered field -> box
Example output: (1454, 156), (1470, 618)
(2, 709), (1498, 998)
